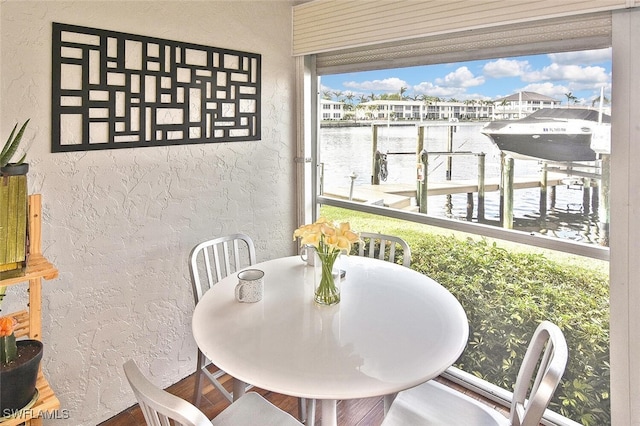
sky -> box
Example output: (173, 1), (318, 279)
(320, 48), (612, 106)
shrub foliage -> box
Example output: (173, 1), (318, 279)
(325, 208), (610, 425)
(411, 235), (610, 425)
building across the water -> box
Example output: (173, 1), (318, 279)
(320, 99), (346, 120)
(353, 99), (494, 121)
(321, 91), (563, 122)
(492, 91), (561, 119)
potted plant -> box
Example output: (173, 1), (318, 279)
(0, 315), (43, 415)
(0, 119), (30, 280)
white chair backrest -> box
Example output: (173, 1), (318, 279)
(356, 232), (411, 267)
(510, 320), (568, 426)
(123, 360), (211, 426)
(189, 233), (256, 304)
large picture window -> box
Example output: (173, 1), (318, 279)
(314, 49), (611, 425)
(294, 4), (640, 425)
(318, 50), (611, 249)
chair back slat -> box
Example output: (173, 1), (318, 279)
(189, 233), (256, 305)
(386, 240), (397, 261)
(203, 246), (216, 294)
(510, 321), (568, 426)
(123, 360), (212, 426)
(355, 232), (411, 267)
(381, 321), (567, 426)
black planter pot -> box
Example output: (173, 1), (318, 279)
(0, 340), (43, 414)
(0, 163), (29, 176)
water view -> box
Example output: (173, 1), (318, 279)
(320, 122), (606, 245)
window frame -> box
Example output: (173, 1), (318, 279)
(295, 7), (640, 425)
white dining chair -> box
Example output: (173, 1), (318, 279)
(381, 320), (568, 426)
(123, 360), (303, 426)
(189, 234), (256, 406)
(189, 234), (307, 421)
(355, 232), (412, 267)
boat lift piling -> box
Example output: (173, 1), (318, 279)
(544, 158), (609, 245)
(540, 162), (548, 219)
(366, 122), (605, 235)
(417, 150), (486, 219)
(598, 155), (610, 246)
(371, 125), (379, 185)
(582, 178), (592, 214)
(502, 156), (515, 229)
(370, 122), (488, 220)
(416, 126), (424, 199)
(445, 125), (455, 216)
(477, 153), (486, 220)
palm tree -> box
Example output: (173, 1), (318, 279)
(355, 102), (366, 121)
(344, 92), (355, 105)
(499, 98), (508, 119)
(470, 99), (479, 120)
(422, 96), (441, 119)
(399, 86), (408, 99)
(344, 93), (356, 122)
(483, 100), (494, 119)
(592, 94), (610, 107)
(463, 100), (471, 119)
(564, 92), (577, 107)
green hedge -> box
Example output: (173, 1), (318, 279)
(324, 207), (610, 425)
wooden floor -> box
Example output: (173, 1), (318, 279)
(98, 366), (509, 426)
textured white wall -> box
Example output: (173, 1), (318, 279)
(0, 1), (296, 424)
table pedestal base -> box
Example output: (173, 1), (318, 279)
(321, 399), (337, 426)
(384, 393), (397, 415)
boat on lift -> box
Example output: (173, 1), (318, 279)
(481, 108), (611, 162)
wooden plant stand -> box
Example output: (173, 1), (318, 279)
(1, 194), (59, 425)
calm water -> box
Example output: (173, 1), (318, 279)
(319, 123), (606, 245)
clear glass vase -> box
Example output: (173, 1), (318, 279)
(314, 250), (341, 305)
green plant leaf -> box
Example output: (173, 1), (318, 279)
(1, 119), (30, 167)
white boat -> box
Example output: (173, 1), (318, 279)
(481, 108), (611, 162)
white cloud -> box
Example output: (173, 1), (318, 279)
(547, 48), (611, 65)
(343, 77), (408, 92)
(523, 64), (609, 84)
(413, 81), (436, 92)
(413, 81), (466, 98)
(483, 59), (530, 78)
(322, 48), (611, 105)
(519, 82), (568, 100)
(461, 93), (494, 101)
(435, 66), (484, 88)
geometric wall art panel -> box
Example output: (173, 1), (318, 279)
(51, 22), (261, 152)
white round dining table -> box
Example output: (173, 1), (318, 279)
(192, 255), (469, 426)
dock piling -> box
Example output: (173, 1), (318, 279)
(419, 149), (428, 213)
(371, 125), (379, 184)
(416, 126), (425, 203)
(502, 156), (514, 229)
(540, 162), (548, 218)
(349, 172), (357, 200)
(582, 178), (591, 214)
(446, 126), (454, 180)
(477, 153), (486, 221)
(598, 155), (610, 246)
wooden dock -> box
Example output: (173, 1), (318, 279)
(324, 173), (568, 209)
